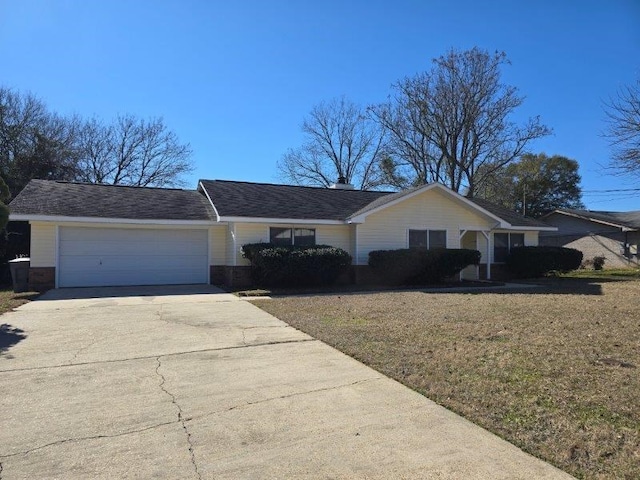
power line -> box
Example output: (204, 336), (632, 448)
(582, 188), (640, 193)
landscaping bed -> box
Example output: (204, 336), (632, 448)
(254, 277), (640, 480)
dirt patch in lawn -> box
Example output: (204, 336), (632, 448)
(254, 278), (640, 480)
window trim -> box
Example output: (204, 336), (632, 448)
(407, 228), (448, 250)
(269, 226), (317, 247)
(493, 232), (525, 263)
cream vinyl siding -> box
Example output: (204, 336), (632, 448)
(30, 222), (57, 267)
(228, 223), (355, 265)
(356, 188), (496, 265)
(476, 233), (488, 265)
(226, 223), (236, 265)
(233, 224), (269, 266)
(316, 225), (351, 254)
(525, 231), (538, 246)
(209, 225), (226, 265)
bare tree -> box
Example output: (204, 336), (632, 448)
(77, 114), (193, 187)
(0, 87), (81, 197)
(604, 78), (640, 180)
(370, 48), (551, 196)
(278, 97), (386, 190)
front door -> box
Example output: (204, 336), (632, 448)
(460, 231), (479, 281)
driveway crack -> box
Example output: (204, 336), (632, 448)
(191, 377), (382, 422)
(0, 421), (178, 460)
(66, 338), (99, 365)
(0, 338), (317, 373)
(155, 357), (201, 480)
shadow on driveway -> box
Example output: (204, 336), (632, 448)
(35, 284), (228, 301)
(0, 323), (27, 355)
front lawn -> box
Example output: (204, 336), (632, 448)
(0, 288), (38, 315)
(254, 278), (640, 480)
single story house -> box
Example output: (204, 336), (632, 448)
(8, 178), (555, 290)
(540, 208), (640, 268)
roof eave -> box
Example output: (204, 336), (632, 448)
(218, 216), (345, 225)
(545, 209), (632, 231)
(9, 214), (215, 226)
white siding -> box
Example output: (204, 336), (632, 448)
(209, 225), (226, 265)
(356, 188), (496, 264)
(30, 222), (56, 267)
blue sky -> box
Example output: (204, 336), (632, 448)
(1, 0), (639, 210)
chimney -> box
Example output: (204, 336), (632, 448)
(329, 176), (354, 190)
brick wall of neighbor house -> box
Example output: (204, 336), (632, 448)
(29, 267), (55, 291)
(545, 233), (638, 268)
(540, 213), (639, 267)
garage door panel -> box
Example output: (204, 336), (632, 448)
(58, 227), (209, 287)
(60, 241), (207, 257)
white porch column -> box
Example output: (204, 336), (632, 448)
(481, 231), (491, 280)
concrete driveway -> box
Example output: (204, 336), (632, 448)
(0, 285), (573, 479)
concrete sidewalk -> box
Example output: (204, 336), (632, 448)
(0, 286), (573, 479)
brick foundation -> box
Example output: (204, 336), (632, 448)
(213, 264), (516, 288)
(29, 267), (55, 292)
(479, 264), (512, 281)
(210, 265), (226, 286)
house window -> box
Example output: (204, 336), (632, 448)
(269, 227), (316, 246)
(408, 229), (447, 249)
(494, 232), (525, 263)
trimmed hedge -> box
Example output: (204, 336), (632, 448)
(368, 248), (481, 285)
(241, 243), (352, 287)
(506, 246), (583, 278)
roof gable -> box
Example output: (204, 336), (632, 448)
(347, 182), (552, 229)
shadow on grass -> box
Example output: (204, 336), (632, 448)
(0, 323), (27, 355)
(244, 277), (626, 298)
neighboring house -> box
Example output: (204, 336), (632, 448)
(8, 179), (555, 290)
(540, 208), (640, 268)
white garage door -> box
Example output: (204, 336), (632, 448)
(59, 227), (209, 287)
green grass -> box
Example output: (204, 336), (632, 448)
(563, 267), (640, 279)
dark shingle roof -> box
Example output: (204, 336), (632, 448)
(10, 178), (551, 229)
(468, 197), (554, 228)
(9, 179), (216, 221)
(552, 208), (640, 230)
(201, 180), (547, 228)
(199, 180), (391, 220)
